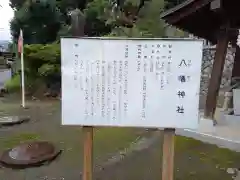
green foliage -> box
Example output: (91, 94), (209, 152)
(9, 0), (25, 10)
(84, 0), (112, 36)
(8, 0), (169, 94)
(25, 43), (60, 63)
(106, 0), (166, 38)
(5, 43), (61, 93)
(4, 74), (21, 92)
(135, 0), (165, 37)
(38, 64), (60, 77)
(10, 0), (62, 44)
(24, 43), (60, 79)
(57, 24), (71, 39)
(10, 0), (168, 43)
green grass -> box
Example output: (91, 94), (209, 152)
(0, 133), (40, 148)
(94, 127), (142, 157)
(173, 136), (240, 179)
(94, 135), (240, 180)
(175, 136), (240, 169)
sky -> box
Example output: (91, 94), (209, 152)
(0, 0), (14, 41)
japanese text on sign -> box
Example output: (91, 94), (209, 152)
(61, 38), (203, 129)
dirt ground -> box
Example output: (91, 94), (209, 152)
(0, 99), (149, 180)
(0, 97), (239, 180)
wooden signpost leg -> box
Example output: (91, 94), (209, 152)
(83, 126), (93, 180)
(70, 9), (93, 180)
(162, 128), (175, 180)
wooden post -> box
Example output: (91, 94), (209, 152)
(83, 126), (93, 180)
(162, 128), (175, 180)
(204, 31), (229, 119)
(70, 9), (93, 180)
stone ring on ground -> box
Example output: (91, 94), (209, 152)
(0, 116), (30, 127)
(0, 141), (62, 169)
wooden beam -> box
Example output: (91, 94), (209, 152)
(204, 31), (229, 119)
(166, 0), (212, 24)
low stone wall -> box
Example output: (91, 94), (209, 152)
(200, 46), (235, 95)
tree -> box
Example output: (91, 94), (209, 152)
(7, 0), (169, 95)
(104, 0), (166, 38)
(10, 0), (62, 44)
(84, 0), (112, 36)
(9, 0), (25, 10)
(135, 0), (165, 37)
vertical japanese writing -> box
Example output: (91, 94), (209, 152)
(178, 59), (192, 68)
(90, 65), (94, 117)
(141, 44), (148, 120)
(176, 106), (184, 114)
(79, 57), (84, 90)
(160, 71), (164, 89)
(107, 63), (111, 121)
(166, 44), (172, 84)
(118, 45), (128, 119)
(62, 39), (202, 129)
(141, 75), (146, 120)
(137, 44), (142, 71)
(119, 60), (123, 83)
(176, 51), (192, 115)
(112, 60), (117, 121)
(96, 60), (101, 106)
(177, 91), (186, 98)
(84, 62), (90, 119)
(123, 59), (128, 116)
(101, 61), (106, 118)
(150, 49), (154, 72)
(73, 53), (78, 88)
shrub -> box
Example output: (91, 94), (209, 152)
(4, 74), (21, 92)
(5, 43), (61, 94)
(24, 43), (61, 79)
(24, 43), (61, 92)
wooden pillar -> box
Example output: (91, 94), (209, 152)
(204, 31), (229, 119)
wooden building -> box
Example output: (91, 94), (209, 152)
(161, 0), (240, 120)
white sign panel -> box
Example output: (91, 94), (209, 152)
(61, 38), (203, 129)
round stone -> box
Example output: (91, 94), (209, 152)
(0, 141), (61, 168)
